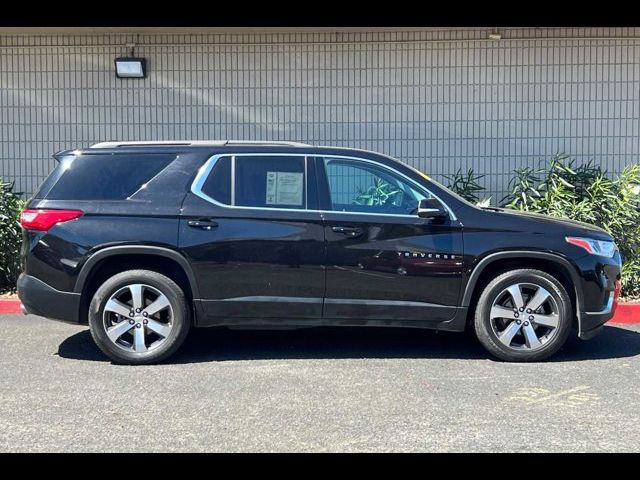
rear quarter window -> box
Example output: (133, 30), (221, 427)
(200, 156), (232, 205)
(37, 153), (176, 200)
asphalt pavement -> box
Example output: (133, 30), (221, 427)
(1, 314), (639, 452)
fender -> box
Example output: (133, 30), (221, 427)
(74, 245), (200, 298)
(462, 250), (584, 324)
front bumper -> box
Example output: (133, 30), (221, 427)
(578, 290), (616, 340)
(17, 273), (81, 323)
(575, 249), (621, 340)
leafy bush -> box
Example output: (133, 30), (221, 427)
(445, 167), (486, 204)
(502, 153), (640, 299)
(0, 179), (24, 294)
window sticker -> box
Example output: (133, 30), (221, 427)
(266, 171), (304, 206)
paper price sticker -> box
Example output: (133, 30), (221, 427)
(266, 171), (304, 206)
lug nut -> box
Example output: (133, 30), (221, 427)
(135, 308), (141, 313)
(136, 323), (141, 328)
(529, 315), (534, 321)
(524, 321), (529, 326)
(516, 320), (522, 325)
(143, 319), (148, 325)
(129, 319), (135, 325)
(514, 313), (519, 318)
(519, 307), (525, 312)
(129, 311), (134, 317)
(526, 309), (532, 314)
(143, 312), (148, 317)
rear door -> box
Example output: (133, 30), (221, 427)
(315, 155), (464, 323)
(179, 153), (326, 324)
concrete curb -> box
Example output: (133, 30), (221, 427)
(0, 299), (21, 315)
(1, 298), (640, 324)
(609, 303), (640, 324)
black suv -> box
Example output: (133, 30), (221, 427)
(17, 141), (621, 364)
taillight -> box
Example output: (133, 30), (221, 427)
(20, 209), (83, 232)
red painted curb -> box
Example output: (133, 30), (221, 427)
(0, 299), (21, 315)
(1, 298), (639, 323)
(610, 303), (640, 324)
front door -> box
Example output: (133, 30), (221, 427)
(316, 155), (463, 322)
(179, 153), (325, 324)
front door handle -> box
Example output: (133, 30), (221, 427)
(331, 226), (363, 238)
(187, 219), (218, 231)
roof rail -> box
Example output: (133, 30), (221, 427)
(225, 140), (311, 147)
(90, 140), (311, 148)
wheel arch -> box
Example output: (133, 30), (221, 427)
(462, 251), (583, 328)
(74, 246), (200, 324)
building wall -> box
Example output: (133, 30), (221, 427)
(1, 27), (639, 201)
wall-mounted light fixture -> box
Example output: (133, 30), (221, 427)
(114, 57), (147, 78)
(488, 29), (501, 41)
(115, 40), (146, 78)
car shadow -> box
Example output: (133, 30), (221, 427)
(57, 324), (640, 364)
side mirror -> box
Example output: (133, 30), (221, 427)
(417, 198), (448, 220)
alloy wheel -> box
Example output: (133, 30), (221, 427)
(102, 283), (174, 353)
(489, 282), (560, 351)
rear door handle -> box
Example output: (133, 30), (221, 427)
(187, 219), (218, 231)
(331, 226), (363, 238)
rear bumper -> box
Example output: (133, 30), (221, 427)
(17, 273), (81, 323)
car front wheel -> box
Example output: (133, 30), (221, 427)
(474, 268), (573, 362)
(88, 269), (190, 365)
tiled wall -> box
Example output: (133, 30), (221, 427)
(1, 27), (639, 201)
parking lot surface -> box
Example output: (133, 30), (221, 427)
(1, 314), (639, 452)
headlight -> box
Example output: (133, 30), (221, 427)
(565, 237), (617, 258)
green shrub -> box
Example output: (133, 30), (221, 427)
(445, 167), (491, 205)
(502, 153), (640, 299)
(0, 179), (24, 294)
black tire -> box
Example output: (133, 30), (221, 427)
(88, 269), (190, 365)
(473, 269), (573, 362)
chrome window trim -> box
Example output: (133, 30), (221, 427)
(190, 153), (457, 220)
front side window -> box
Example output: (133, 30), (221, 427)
(321, 157), (431, 216)
(198, 155), (308, 210)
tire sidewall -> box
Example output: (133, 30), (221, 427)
(475, 270), (572, 361)
(89, 270), (190, 364)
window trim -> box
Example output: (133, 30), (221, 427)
(191, 153), (456, 220)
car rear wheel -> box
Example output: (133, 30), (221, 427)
(474, 269), (573, 362)
(88, 269), (190, 365)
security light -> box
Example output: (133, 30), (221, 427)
(114, 57), (147, 78)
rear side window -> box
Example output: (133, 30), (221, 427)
(235, 156), (306, 209)
(198, 155), (310, 210)
(37, 153), (175, 200)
